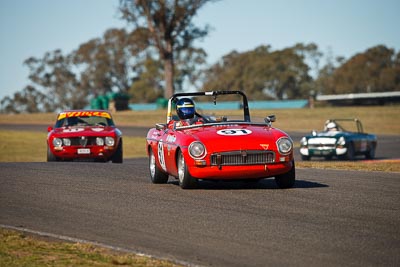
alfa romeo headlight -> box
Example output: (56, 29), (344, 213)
(53, 138), (62, 147)
(277, 137), (293, 155)
(189, 141), (206, 159)
(96, 137), (104, 146)
(63, 138), (71, 146)
(105, 137), (115, 146)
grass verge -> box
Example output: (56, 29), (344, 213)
(297, 160), (400, 172)
(0, 228), (181, 267)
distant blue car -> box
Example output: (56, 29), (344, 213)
(299, 118), (377, 160)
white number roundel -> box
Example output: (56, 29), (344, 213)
(217, 129), (252, 136)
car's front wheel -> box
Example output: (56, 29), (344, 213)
(149, 149), (168, 184)
(275, 160), (295, 189)
(301, 155), (310, 161)
(112, 140), (123, 163)
(346, 143), (355, 160)
(177, 150), (198, 189)
(47, 146), (58, 162)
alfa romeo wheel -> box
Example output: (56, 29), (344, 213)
(112, 140), (123, 163)
(47, 146), (58, 162)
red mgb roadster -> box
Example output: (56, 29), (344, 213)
(47, 110), (123, 163)
(146, 91), (295, 189)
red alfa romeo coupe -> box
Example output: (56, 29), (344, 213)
(47, 110), (123, 163)
(146, 91), (295, 189)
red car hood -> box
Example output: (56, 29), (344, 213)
(179, 124), (289, 152)
(51, 126), (116, 137)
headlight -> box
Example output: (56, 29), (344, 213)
(337, 136), (346, 146)
(105, 137), (115, 146)
(96, 137), (104, 146)
(300, 137), (307, 146)
(63, 138), (71, 146)
(53, 138), (62, 147)
(277, 137), (293, 155)
(188, 141), (206, 159)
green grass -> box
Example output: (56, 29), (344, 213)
(0, 228), (181, 267)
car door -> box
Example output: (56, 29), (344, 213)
(155, 126), (179, 175)
(351, 133), (369, 153)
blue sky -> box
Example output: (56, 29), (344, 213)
(1, 0), (399, 100)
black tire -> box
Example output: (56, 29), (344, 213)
(275, 160), (295, 189)
(112, 140), (123, 163)
(177, 150), (198, 189)
(301, 155), (310, 161)
(47, 145), (58, 162)
(346, 143), (355, 160)
(365, 144), (376, 159)
(149, 149), (168, 184)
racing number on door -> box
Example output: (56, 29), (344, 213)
(157, 141), (167, 171)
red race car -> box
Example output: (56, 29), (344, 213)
(146, 91), (295, 189)
(47, 110), (123, 163)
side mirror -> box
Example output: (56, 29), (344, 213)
(265, 115), (276, 123)
(47, 126), (53, 132)
(156, 123), (166, 131)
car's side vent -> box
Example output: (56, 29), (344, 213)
(210, 150), (275, 166)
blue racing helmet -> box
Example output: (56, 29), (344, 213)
(176, 98), (195, 120)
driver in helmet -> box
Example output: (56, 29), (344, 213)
(324, 121), (339, 131)
(175, 98), (199, 126)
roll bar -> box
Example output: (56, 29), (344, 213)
(167, 91), (250, 123)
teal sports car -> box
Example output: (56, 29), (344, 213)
(299, 118), (377, 160)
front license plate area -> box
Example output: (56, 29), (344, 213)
(314, 150), (331, 156)
(77, 148), (90, 154)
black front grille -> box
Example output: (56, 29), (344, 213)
(210, 150), (275, 166)
(69, 137), (98, 146)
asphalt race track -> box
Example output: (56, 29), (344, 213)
(1, 158), (400, 266)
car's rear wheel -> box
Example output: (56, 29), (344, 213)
(177, 150), (198, 189)
(112, 140), (123, 163)
(365, 144), (376, 159)
(149, 149), (168, 184)
(275, 160), (295, 189)
(47, 146), (58, 162)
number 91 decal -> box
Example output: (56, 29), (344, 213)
(217, 129), (252, 136)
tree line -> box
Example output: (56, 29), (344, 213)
(1, 0), (399, 113)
